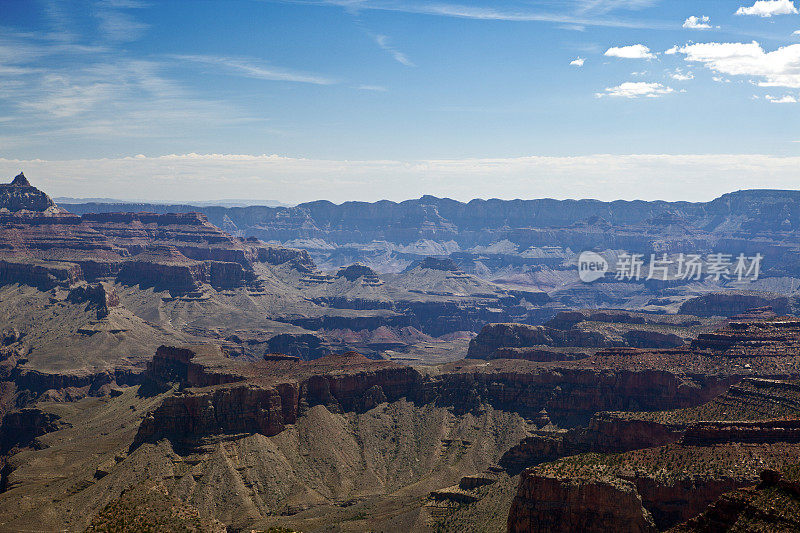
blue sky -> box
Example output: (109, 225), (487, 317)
(1, 0), (799, 203)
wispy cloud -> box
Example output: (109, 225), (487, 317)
(169, 55), (338, 85)
(371, 34), (415, 66)
(356, 84), (389, 91)
(18, 77), (115, 118)
(574, 0), (658, 15)
(92, 0), (150, 42)
(0, 47), (257, 148)
(301, 0), (675, 30)
(0, 6), (364, 156)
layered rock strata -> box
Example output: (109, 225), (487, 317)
(0, 176), (314, 293)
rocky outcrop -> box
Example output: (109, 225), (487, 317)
(134, 384), (295, 446)
(142, 345), (244, 392)
(507, 474), (657, 533)
(681, 419), (800, 446)
(671, 470), (800, 532)
(401, 301), (509, 338)
(0, 178), (313, 293)
(437, 361), (735, 424)
(692, 317), (800, 355)
(472, 316), (800, 361)
(500, 413), (685, 473)
(336, 263), (379, 281)
(0, 173), (58, 213)
(467, 323), (620, 358)
(499, 433), (568, 473)
(509, 465), (751, 532)
(251, 240), (315, 272)
(679, 292), (791, 317)
(117, 246), (206, 293)
(67, 282), (119, 319)
(631, 476), (748, 530)
(134, 347), (425, 447)
(288, 313), (413, 332)
(492, 347), (587, 362)
(206, 260), (252, 288)
(11, 367), (141, 399)
(623, 330), (684, 348)
(545, 309), (648, 330)
(415, 257), (461, 271)
(265, 333), (328, 361)
(0, 408), (67, 454)
(0, 258), (83, 289)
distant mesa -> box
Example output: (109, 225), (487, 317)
(679, 292), (791, 317)
(408, 257), (462, 272)
(336, 263), (379, 281)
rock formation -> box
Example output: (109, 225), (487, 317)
(62, 189), (800, 294)
(0, 175), (314, 294)
(507, 474), (657, 533)
(679, 292), (792, 317)
(134, 345), (425, 447)
(0, 173), (59, 213)
(671, 469), (800, 532)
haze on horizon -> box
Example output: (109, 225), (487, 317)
(1, 0), (800, 204)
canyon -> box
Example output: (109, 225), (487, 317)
(0, 174), (799, 531)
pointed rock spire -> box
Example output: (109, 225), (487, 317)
(11, 172), (31, 187)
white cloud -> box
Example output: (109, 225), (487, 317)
(604, 44), (656, 59)
(596, 81), (674, 98)
(683, 15), (716, 29)
(713, 76), (732, 83)
(766, 94), (799, 102)
(735, 0), (798, 17)
(670, 41), (800, 88)
(570, 57), (586, 66)
(372, 34), (415, 67)
(669, 69), (694, 80)
(793, 30), (800, 35)
(4, 153), (800, 204)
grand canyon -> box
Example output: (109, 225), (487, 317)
(4, 2), (800, 530)
(0, 173), (798, 531)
